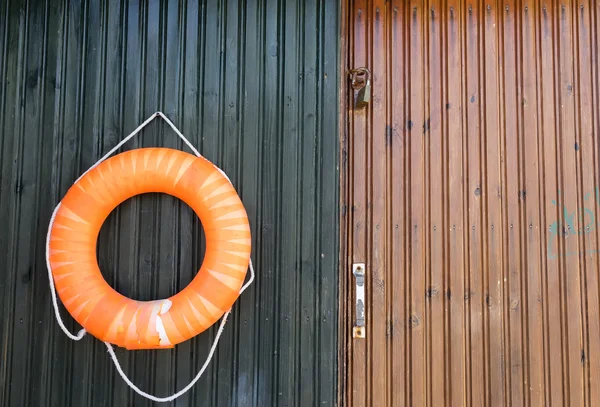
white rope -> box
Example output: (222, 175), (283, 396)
(105, 260), (254, 403)
(46, 111), (255, 403)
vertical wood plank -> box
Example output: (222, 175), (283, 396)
(408, 2), (427, 406)
(343, 1), (600, 406)
(521, 2), (545, 406)
(465, 2), (484, 405)
(370, 1), (388, 406)
(349, 1), (368, 406)
(446, 2), (466, 405)
(427, 1), (446, 406)
(389, 2), (408, 406)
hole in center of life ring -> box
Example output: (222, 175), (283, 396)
(96, 192), (206, 302)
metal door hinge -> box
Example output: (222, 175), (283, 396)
(352, 263), (366, 338)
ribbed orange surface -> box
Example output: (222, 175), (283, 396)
(49, 148), (251, 349)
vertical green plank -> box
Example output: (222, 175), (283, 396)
(214, 0), (243, 404)
(8, 1), (47, 405)
(109, 1), (142, 403)
(252, 1), (280, 406)
(31, 1), (62, 405)
(151, 0), (180, 401)
(300, 0), (319, 404)
(276, 0), (299, 405)
(195, 0), (222, 404)
(90, 2), (128, 405)
(174, 0), (201, 402)
(318, 0), (339, 404)
(66, 1), (96, 405)
(46, 1), (71, 405)
(133, 1), (163, 402)
(0, 2), (22, 406)
(235, 0), (260, 405)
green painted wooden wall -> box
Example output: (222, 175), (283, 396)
(0, 1), (340, 405)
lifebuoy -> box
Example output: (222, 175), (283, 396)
(48, 147), (251, 350)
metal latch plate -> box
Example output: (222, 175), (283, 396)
(352, 263), (365, 338)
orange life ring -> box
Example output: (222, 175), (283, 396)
(48, 147), (251, 350)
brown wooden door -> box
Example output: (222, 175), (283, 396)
(340, 1), (600, 406)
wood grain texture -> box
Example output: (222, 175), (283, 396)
(340, 1), (600, 406)
(0, 0), (340, 406)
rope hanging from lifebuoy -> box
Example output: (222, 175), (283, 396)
(46, 111), (254, 402)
